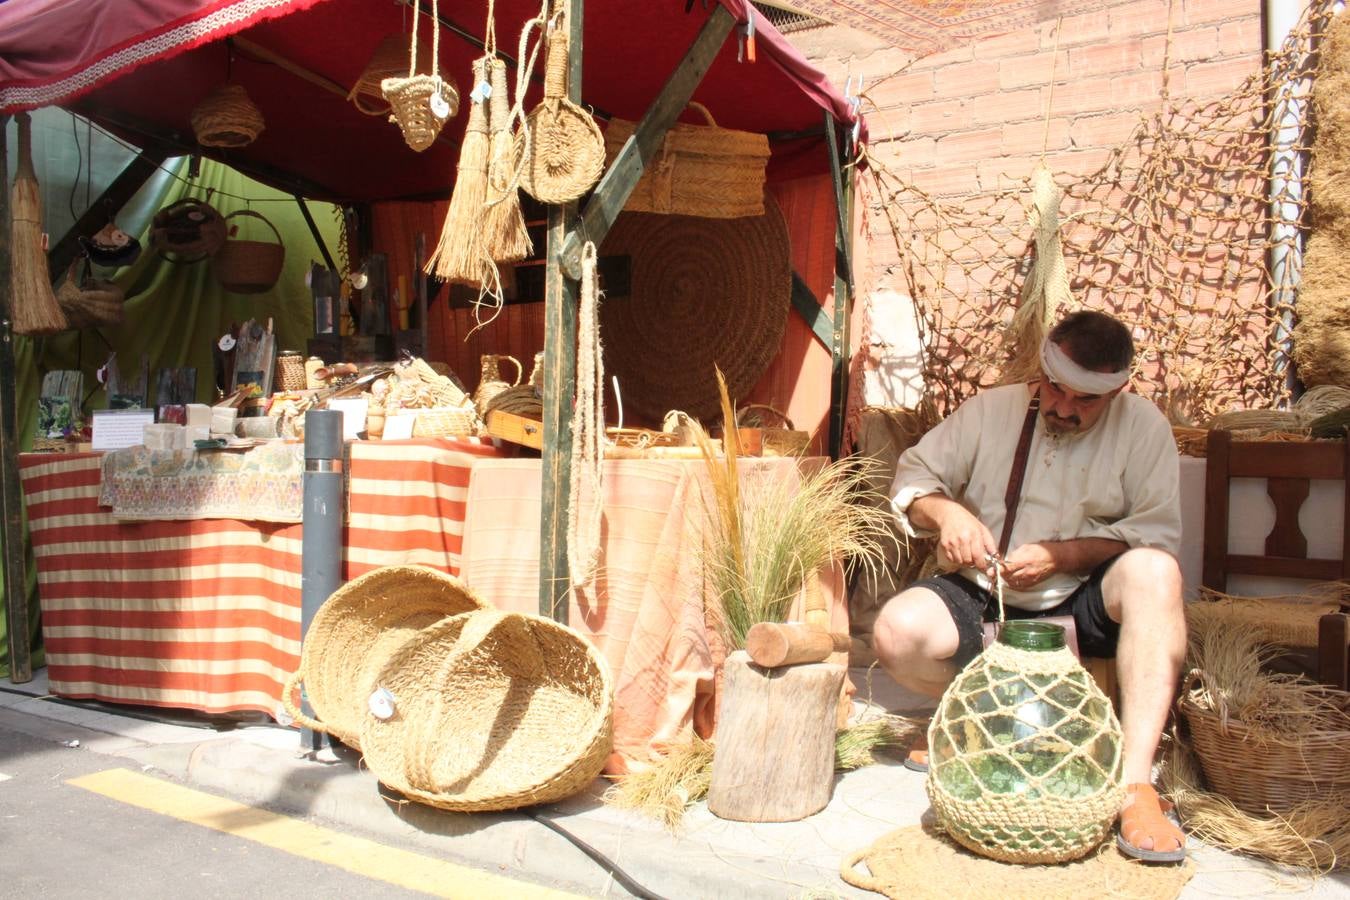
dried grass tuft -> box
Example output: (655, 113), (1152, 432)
(603, 735), (715, 832)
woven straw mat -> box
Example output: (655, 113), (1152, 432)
(282, 565), (487, 748)
(359, 609), (613, 812)
(841, 824), (1194, 900)
(597, 191), (790, 422)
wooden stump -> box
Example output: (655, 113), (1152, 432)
(707, 649), (845, 822)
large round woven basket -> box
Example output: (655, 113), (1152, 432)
(597, 192), (790, 422)
(359, 609), (613, 811)
(282, 566), (487, 747)
(1178, 671), (1350, 816)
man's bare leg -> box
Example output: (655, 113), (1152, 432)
(873, 586), (963, 699)
(1102, 547), (1187, 856)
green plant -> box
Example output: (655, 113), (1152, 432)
(691, 370), (899, 650)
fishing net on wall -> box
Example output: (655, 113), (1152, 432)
(862, 2), (1341, 425)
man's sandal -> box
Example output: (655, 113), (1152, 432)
(1116, 783), (1187, 863)
(903, 732), (929, 773)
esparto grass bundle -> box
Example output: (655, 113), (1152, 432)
(482, 57), (530, 265)
(426, 57), (491, 285)
(10, 112), (67, 336)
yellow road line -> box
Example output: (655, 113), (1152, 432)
(68, 768), (584, 900)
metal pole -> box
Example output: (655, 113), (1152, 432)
(0, 114), (31, 683)
(299, 409), (343, 751)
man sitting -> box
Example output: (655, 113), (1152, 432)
(873, 310), (1187, 862)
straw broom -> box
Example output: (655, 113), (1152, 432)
(482, 57), (531, 264)
(426, 57), (492, 285)
(10, 112), (67, 335)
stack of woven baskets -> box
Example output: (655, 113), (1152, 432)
(284, 565), (613, 811)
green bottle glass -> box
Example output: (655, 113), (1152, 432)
(926, 619), (1125, 863)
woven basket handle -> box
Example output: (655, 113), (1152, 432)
(280, 668), (329, 734)
(445, 609), (515, 669)
(838, 848), (885, 893)
(686, 101), (716, 127)
(223, 209), (283, 246)
(1180, 667), (1232, 734)
(736, 403), (794, 430)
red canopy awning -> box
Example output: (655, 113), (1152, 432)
(0, 0), (865, 202)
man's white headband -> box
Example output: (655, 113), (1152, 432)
(1039, 338), (1130, 395)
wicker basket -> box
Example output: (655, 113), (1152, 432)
(56, 263), (124, 330)
(211, 209), (286, 294)
(603, 102), (769, 219)
(412, 404), (481, 437)
(281, 566), (488, 747)
(350, 34), (459, 121)
(1178, 670), (1350, 816)
(190, 83), (265, 148)
(359, 609), (613, 811)
(151, 198), (227, 263)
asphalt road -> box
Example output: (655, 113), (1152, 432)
(0, 723), (564, 899)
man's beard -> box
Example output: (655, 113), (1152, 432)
(1043, 411), (1081, 433)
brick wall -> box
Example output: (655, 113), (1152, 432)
(787, 0), (1267, 286)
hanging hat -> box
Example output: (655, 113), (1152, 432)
(79, 221), (142, 268)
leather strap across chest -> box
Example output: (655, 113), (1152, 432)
(998, 389), (1041, 558)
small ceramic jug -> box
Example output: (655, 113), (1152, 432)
(474, 354), (522, 414)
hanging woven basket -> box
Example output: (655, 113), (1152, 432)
(281, 566), (488, 748)
(190, 83), (265, 148)
(211, 209), (287, 294)
(150, 197), (228, 264)
(380, 0), (456, 151)
(56, 262), (124, 330)
(603, 101), (769, 219)
(359, 609), (613, 811)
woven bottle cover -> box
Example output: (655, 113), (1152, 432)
(926, 638), (1125, 864)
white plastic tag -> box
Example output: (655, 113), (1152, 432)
(368, 686), (397, 720)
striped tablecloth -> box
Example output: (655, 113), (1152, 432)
(19, 438), (502, 717)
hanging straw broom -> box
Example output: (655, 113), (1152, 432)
(9, 112), (67, 335)
(482, 57), (531, 264)
(426, 57), (492, 285)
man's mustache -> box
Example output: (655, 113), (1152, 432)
(1045, 412), (1080, 426)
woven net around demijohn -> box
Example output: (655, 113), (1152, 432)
(863, 1), (1342, 427)
(926, 640), (1125, 864)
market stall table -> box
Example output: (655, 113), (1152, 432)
(19, 437), (502, 716)
(458, 455), (850, 774)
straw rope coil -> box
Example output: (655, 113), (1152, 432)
(10, 113), (68, 335)
(603, 102), (769, 219)
(483, 384), (542, 419)
(380, 0), (457, 152)
(281, 566), (487, 748)
(359, 609), (613, 811)
(190, 84), (265, 148)
(515, 10), (605, 205)
(568, 242), (604, 588)
(926, 640), (1125, 864)
(597, 192), (791, 421)
(211, 209), (286, 294)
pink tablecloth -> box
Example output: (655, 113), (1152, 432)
(459, 456), (848, 773)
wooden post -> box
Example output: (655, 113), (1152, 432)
(707, 650), (845, 822)
(825, 113), (854, 460)
(0, 115), (32, 683)
(538, 0), (585, 622)
(557, 5), (736, 279)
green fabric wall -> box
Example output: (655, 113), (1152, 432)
(1, 140), (340, 678)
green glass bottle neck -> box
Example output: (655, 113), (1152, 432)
(996, 620), (1067, 651)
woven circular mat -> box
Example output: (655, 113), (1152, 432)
(841, 824), (1194, 900)
(598, 192), (790, 423)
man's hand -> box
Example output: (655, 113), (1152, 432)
(1000, 543), (1060, 590)
(909, 494), (998, 573)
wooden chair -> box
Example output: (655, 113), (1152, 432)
(1202, 429), (1350, 689)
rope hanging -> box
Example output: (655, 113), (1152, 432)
(568, 241), (605, 588)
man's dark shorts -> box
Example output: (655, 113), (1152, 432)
(912, 555), (1123, 670)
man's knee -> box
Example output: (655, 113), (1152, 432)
(1105, 547), (1184, 622)
(874, 587), (958, 666)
